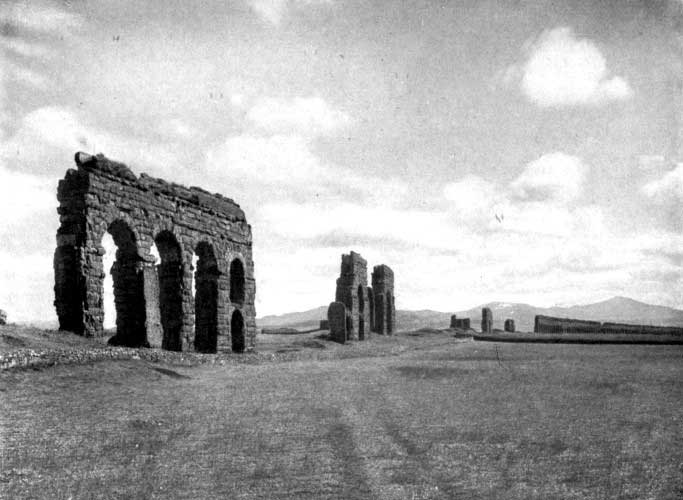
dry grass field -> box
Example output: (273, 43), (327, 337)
(1, 328), (682, 499)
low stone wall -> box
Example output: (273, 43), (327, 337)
(534, 315), (602, 334)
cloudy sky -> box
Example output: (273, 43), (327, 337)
(0, 0), (681, 324)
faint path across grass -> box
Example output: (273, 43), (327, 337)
(2, 339), (683, 499)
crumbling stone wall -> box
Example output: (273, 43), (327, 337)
(54, 152), (256, 353)
(534, 315), (683, 335)
(334, 252), (370, 341)
(600, 322), (683, 335)
(372, 264), (395, 335)
(450, 315), (470, 329)
(327, 252), (396, 342)
(481, 307), (493, 334)
(534, 315), (601, 334)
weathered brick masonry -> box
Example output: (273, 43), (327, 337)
(328, 252), (396, 343)
(335, 252), (370, 341)
(372, 264), (395, 335)
(54, 152), (256, 353)
(481, 307), (492, 334)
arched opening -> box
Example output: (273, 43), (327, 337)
(194, 242), (219, 353)
(106, 220), (146, 347)
(155, 231), (183, 351)
(229, 258), (245, 304)
(357, 284), (365, 340)
(386, 292), (393, 334)
(231, 309), (245, 353)
(345, 313), (353, 341)
(101, 233), (116, 333)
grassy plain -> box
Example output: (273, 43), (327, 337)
(1, 330), (682, 499)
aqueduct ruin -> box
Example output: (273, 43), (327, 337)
(54, 152), (256, 352)
(328, 251), (395, 343)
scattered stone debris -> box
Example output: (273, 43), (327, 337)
(53, 152), (256, 353)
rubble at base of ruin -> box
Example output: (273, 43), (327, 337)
(328, 251), (396, 343)
(53, 152), (256, 353)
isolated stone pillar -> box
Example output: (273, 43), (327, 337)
(328, 301), (347, 343)
(142, 261), (163, 348)
(481, 307), (493, 334)
(504, 318), (515, 333)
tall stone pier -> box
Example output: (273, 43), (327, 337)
(53, 152), (257, 353)
(334, 252), (370, 341)
(372, 264), (395, 335)
(481, 307), (493, 334)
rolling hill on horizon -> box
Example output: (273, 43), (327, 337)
(257, 296), (683, 333)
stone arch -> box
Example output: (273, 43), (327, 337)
(231, 309), (245, 353)
(155, 230), (184, 351)
(194, 241), (219, 353)
(229, 257), (245, 305)
(386, 291), (393, 334)
(106, 219), (147, 347)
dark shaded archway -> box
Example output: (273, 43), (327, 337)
(107, 220), (147, 347)
(368, 287), (375, 333)
(357, 284), (365, 340)
(231, 309), (245, 353)
(229, 258), (245, 304)
(155, 231), (183, 351)
(194, 242), (219, 353)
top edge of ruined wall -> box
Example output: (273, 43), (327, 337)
(372, 264), (394, 279)
(73, 152), (246, 221)
(534, 314), (601, 326)
(341, 251), (367, 266)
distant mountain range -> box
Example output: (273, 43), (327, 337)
(257, 297), (683, 333)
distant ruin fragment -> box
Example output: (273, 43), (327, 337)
(319, 319), (329, 330)
(481, 307), (492, 334)
(53, 152), (256, 353)
(334, 252), (370, 341)
(372, 265), (396, 335)
(327, 252), (395, 343)
(450, 315), (470, 329)
(534, 315), (683, 335)
(0, 309), (6, 325)
(504, 319), (515, 332)
(533, 315), (600, 334)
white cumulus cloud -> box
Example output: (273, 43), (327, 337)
(507, 27), (633, 107)
(206, 133), (327, 186)
(246, 96), (350, 136)
(510, 152), (587, 203)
